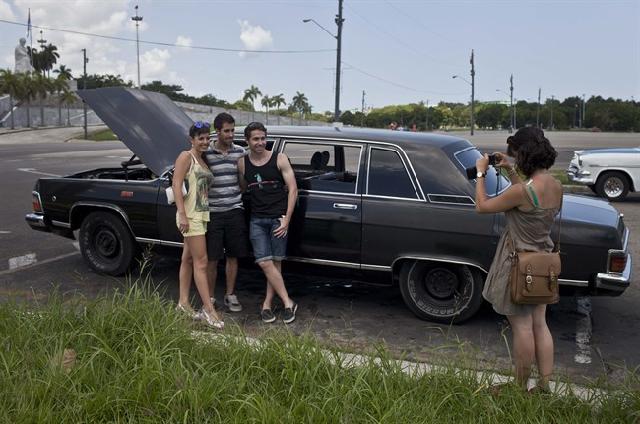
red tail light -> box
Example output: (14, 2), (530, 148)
(609, 253), (627, 273)
(32, 191), (42, 213)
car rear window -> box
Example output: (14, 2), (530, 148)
(454, 148), (510, 196)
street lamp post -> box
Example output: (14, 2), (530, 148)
(82, 48), (89, 139)
(452, 74), (474, 135)
(131, 5), (143, 88)
(303, 0), (344, 122)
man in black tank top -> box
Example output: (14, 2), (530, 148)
(238, 122), (299, 324)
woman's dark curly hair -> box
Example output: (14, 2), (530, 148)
(506, 127), (557, 177)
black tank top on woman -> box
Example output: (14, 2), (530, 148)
(244, 152), (288, 218)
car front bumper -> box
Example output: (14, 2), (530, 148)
(566, 165), (595, 185)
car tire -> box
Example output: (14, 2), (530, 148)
(399, 261), (484, 324)
(595, 171), (629, 201)
(588, 184), (597, 194)
(79, 211), (137, 276)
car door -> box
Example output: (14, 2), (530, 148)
(281, 139), (364, 265)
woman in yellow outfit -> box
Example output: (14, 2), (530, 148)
(173, 121), (223, 329)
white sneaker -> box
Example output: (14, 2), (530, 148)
(224, 294), (243, 312)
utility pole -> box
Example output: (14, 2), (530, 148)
(550, 95), (555, 130)
(582, 93), (586, 128)
(536, 87), (541, 127)
(131, 5), (143, 88)
(334, 0), (344, 121)
(470, 49), (475, 136)
(425, 99), (429, 131)
(509, 74), (514, 133)
(361, 90), (366, 127)
(82, 48), (88, 139)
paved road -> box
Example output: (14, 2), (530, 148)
(1, 127), (639, 386)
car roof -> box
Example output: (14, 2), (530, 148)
(252, 125), (469, 151)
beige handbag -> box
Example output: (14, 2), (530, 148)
(509, 206), (562, 305)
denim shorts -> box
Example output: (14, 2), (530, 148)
(249, 217), (287, 263)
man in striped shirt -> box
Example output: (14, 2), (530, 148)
(204, 112), (249, 312)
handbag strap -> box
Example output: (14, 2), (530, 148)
(554, 195), (563, 253)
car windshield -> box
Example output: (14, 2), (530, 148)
(454, 148), (510, 197)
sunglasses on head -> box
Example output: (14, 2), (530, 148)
(194, 121), (211, 129)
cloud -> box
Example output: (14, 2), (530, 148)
(0, 0), (15, 20)
(139, 48), (171, 80)
(175, 35), (192, 48)
(238, 20), (273, 57)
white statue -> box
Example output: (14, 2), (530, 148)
(14, 38), (34, 73)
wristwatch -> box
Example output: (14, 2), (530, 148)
(476, 171), (486, 178)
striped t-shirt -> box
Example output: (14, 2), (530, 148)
(204, 142), (247, 212)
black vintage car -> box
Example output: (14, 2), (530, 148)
(25, 88), (632, 323)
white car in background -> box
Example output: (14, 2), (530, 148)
(567, 147), (640, 201)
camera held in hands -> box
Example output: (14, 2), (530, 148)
(465, 153), (499, 180)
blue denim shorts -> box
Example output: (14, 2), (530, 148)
(249, 217), (287, 263)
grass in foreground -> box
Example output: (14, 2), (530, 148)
(0, 286), (637, 423)
(86, 129), (119, 141)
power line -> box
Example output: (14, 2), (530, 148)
(345, 3), (459, 68)
(343, 60), (466, 95)
(0, 19), (335, 54)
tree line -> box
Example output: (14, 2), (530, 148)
(2, 40), (637, 131)
(340, 97), (640, 132)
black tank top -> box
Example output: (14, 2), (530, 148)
(244, 152), (288, 218)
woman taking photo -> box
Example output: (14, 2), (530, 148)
(173, 121), (223, 329)
(474, 127), (562, 392)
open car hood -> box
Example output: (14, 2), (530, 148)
(78, 87), (193, 176)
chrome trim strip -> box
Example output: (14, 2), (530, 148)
(622, 226), (629, 252)
(286, 256), (362, 270)
(426, 193), (476, 206)
(558, 278), (589, 287)
(136, 237), (183, 248)
(69, 202), (134, 235)
(360, 263), (392, 271)
(362, 194), (425, 202)
(281, 139), (363, 195)
(298, 189), (360, 198)
(390, 255), (488, 273)
(51, 220), (71, 228)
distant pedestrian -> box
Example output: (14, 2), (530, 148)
(475, 127), (561, 393)
(204, 112), (250, 313)
(238, 122), (299, 324)
(173, 121), (223, 329)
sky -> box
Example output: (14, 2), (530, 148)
(0, 0), (639, 114)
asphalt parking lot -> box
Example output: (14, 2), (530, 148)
(1, 127), (639, 385)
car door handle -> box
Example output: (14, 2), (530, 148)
(333, 203), (358, 210)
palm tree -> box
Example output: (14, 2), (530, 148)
(292, 91), (309, 122)
(272, 93), (286, 125)
(52, 76), (69, 126)
(60, 90), (77, 126)
(40, 44), (60, 78)
(0, 69), (23, 129)
(53, 65), (73, 80)
(32, 73), (52, 126)
(261, 95), (272, 123)
(17, 72), (38, 127)
(242, 85), (262, 110)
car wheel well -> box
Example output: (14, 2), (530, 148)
(392, 258), (486, 281)
(70, 205), (133, 234)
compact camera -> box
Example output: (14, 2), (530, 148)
(465, 153), (499, 179)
